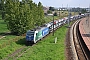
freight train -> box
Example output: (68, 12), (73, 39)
(26, 14), (85, 44)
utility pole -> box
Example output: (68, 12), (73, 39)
(62, 4), (63, 8)
(53, 14), (54, 36)
(67, 4), (69, 15)
(68, 5), (70, 27)
(79, 4), (80, 14)
(88, 14), (89, 27)
(88, 4), (90, 27)
(68, 13), (71, 27)
(62, 4), (63, 17)
(67, 4), (68, 16)
(74, 7), (75, 15)
(59, 7), (60, 17)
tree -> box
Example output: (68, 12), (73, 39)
(1, 0), (6, 19)
(0, 3), (2, 14)
(53, 12), (57, 16)
(81, 9), (86, 13)
(49, 6), (55, 11)
(37, 2), (45, 26)
(5, 0), (44, 35)
(5, 0), (21, 35)
(0, 3), (1, 10)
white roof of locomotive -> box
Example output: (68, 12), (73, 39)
(36, 26), (48, 31)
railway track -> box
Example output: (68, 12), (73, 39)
(4, 46), (28, 60)
(4, 24), (63, 60)
(70, 19), (89, 60)
(4, 43), (36, 60)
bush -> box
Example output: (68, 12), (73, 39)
(53, 12), (58, 16)
(47, 10), (52, 14)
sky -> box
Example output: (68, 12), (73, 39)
(33, 0), (90, 8)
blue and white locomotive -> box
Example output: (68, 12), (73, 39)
(26, 26), (49, 43)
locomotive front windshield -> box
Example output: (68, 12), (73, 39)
(26, 31), (35, 41)
(27, 31), (34, 36)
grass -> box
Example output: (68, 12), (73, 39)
(0, 45), (23, 59)
(0, 20), (16, 48)
(0, 15), (2, 20)
(0, 20), (9, 33)
(0, 37), (26, 60)
(0, 42), (22, 59)
(0, 35), (16, 44)
(0, 12), (76, 60)
(44, 16), (60, 23)
(44, 11), (78, 23)
(0, 16), (27, 60)
(17, 24), (68, 60)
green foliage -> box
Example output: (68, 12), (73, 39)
(53, 12), (58, 16)
(0, 3), (2, 10)
(0, 20), (9, 33)
(0, 42), (23, 59)
(81, 9), (86, 13)
(4, 0), (44, 35)
(49, 6), (55, 11)
(0, 0), (6, 19)
(37, 2), (45, 26)
(47, 10), (52, 14)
